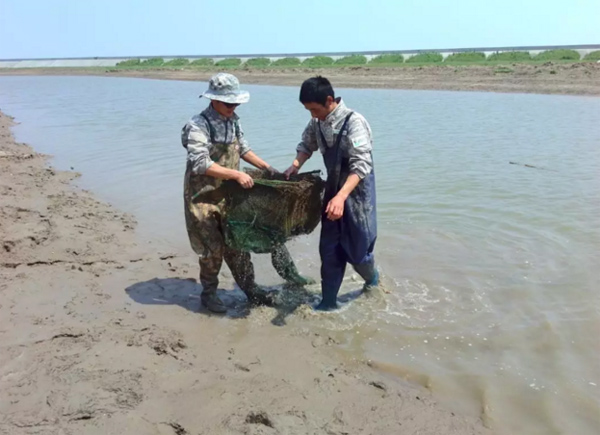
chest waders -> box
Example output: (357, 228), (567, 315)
(183, 116), (311, 312)
(317, 113), (379, 311)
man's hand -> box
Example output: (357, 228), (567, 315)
(283, 165), (299, 180)
(236, 171), (254, 189)
(325, 194), (346, 220)
(265, 166), (280, 176)
(283, 152), (310, 179)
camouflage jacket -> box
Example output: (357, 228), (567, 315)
(297, 98), (373, 179)
(181, 104), (252, 174)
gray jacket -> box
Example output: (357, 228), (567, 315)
(181, 105), (252, 174)
(297, 98), (373, 179)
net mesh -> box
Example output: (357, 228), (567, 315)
(219, 169), (325, 253)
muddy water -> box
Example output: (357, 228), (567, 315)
(1, 76), (599, 435)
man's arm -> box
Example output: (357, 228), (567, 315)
(325, 116), (373, 220)
(184, 121), (254, 188)
(284, 120), (318, 178)
(205, 164), (253, 188)
(325, 174), (361, 220)
(242, 151), (276, 173)
(283, 151), (311, 178)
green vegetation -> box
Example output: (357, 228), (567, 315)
(116, 57), (165, 68)
(335, 55), (368, 65)
(215, 58), (242, 67)
(164, 58), (190, 67)
(444, 52), (486, 63)
(112, 49), (590, 72)
(190, 58), (215, 67)
(272, 57), (302, 67)
(535, 49), (580, 61)
(405, 52), (443, 63)
(115, 58), (141, 67)
(494, 66), (513, 74)
(583, 50), (600, 62)
(369, 54), (404, 64)
(302, 56), (334, 67)
(245, 57), (271, 67)
(487, 51), (531, 62)
(141, 58), (165, 66)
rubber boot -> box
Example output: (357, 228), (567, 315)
(314, 285), (340, 311)
(243, 283), (276, 306)
(316, 241), (346, 312)
(353, 261), (380, 291)
(199, 256), (227, 313)
(201, 290), (227, 313)
(271, 245), (316, 286)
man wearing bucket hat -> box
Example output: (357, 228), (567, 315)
(182, 73), (313, 313)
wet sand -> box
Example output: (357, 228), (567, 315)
(1, 62), (600, 96)
(0, 110), (491, 434)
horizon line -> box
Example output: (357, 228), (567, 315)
(2, 44), (599, 62)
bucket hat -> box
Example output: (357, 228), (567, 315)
(200, 72), (250, 104)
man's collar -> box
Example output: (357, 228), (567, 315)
(324, 98), (348, 124)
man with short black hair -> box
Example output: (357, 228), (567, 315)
(284, 76), (379, 311)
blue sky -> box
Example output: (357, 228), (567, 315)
(0, 0), (598, 59)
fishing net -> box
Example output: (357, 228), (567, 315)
(219, 169), (325, 253)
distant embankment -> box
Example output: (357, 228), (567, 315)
(1, 45), (599, 68)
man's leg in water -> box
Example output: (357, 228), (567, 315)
(186, 201), (228, 314)
(317, 219), (347, 311)
(199, 254), (227, 313)
(351, 240), (379, 291)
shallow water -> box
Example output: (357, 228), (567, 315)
(1, 76), (599, 434)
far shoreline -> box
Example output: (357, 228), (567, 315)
(1, 62), (599, 96)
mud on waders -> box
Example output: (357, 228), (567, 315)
(184, 73), (318, 313)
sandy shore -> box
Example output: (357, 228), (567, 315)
(2, 62), (600, 96)
(0, 110), (492, 434)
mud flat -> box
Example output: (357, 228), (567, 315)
(2, 62), (599, 96)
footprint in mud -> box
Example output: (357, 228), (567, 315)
(165, 422), (189, 435)
(246, 410), (275, 428)
(46, 369), (145, 425)
(125, 326), (188, 361)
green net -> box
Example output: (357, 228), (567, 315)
(220, 170), (325, 253)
